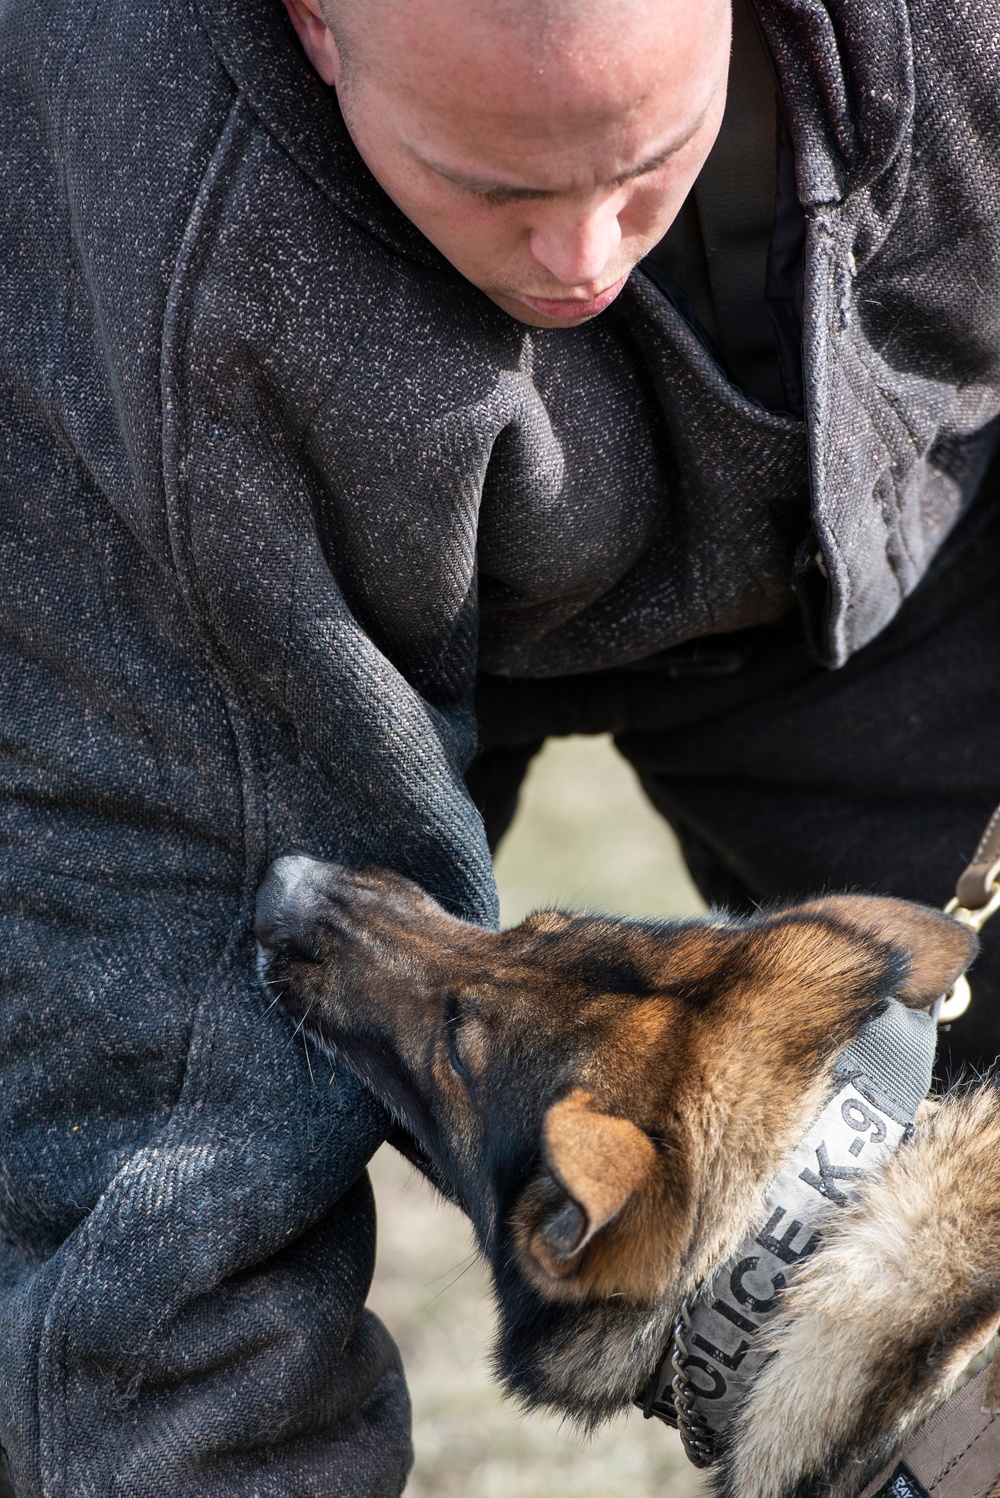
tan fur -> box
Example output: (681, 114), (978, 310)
(722, 1087), (1000, 1498)
(516, 916), (921, 1309)
(533, 1089), (657, 1275)
(795, 895), (977, 1008)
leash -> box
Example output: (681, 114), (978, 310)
(642, 801), (1000, 1485)
(857, 1361), (1000, 1498)
(937, 805), (1000, 1020)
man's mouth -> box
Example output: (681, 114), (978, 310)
(517, 275), (628, 322)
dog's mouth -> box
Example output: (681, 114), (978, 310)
(257, 947), (463, 1209)
(385, 1124), (443, 1188)
(380, 1123), (465, 1210)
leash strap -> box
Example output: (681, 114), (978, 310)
(857, 1365), (1000, 1498)
(939, 801), (1000, 1019)
(956, 804), (1000, 910)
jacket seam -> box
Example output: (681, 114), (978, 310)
(160, 93), (269, 1027)
(189, 0), (449, 278)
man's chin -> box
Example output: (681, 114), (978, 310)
(486, 275), (629, 328)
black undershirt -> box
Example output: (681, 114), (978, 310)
(644, 0), (788, 411)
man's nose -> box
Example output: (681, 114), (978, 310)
(528, 196), (624, 289)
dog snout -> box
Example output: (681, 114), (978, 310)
(254, 853), (346, 954)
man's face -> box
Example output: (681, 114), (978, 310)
(289, 0), (731, 328)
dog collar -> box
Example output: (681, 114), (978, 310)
(642, 999), (938, 1467)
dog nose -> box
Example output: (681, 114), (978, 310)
(255, 853), (338, 951)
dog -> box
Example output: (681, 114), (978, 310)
(255, 855), (1000, 1498)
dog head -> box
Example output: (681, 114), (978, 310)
(255, 856), (976, 1422)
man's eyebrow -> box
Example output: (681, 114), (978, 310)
(418, 113), (709, 201)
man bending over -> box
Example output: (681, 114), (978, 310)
(2, 0), (999, 1490)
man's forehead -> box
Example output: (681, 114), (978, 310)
(332, 0), (730, 189)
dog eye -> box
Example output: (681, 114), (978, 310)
(447, 1024), (469, 1081)
(444, 993), (470, 1081)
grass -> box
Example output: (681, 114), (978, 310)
(368, 734), (709, 1497)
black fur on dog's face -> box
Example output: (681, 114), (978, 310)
(255, 856), (976, 1424)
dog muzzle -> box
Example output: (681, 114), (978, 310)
(641, 997), (938, 1467)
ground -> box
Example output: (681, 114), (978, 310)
(368, 734), (711, 1497)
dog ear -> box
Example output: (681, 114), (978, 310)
(794, 895), (978, 1008)
(530, 1088), (656, 1277)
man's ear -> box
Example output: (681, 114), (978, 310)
(795, 895), (978, 1008)
(530, 1088), (656, 1278)
(281, 0), (343, 86)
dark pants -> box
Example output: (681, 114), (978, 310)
(470, 491), (1000, 1083)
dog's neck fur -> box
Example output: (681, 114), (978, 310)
(679, 1061), (838, 1290)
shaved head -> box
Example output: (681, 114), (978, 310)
(324, 0), (671, 63)
(324, 0), (718, 96)
(284, 0), (731, 325)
